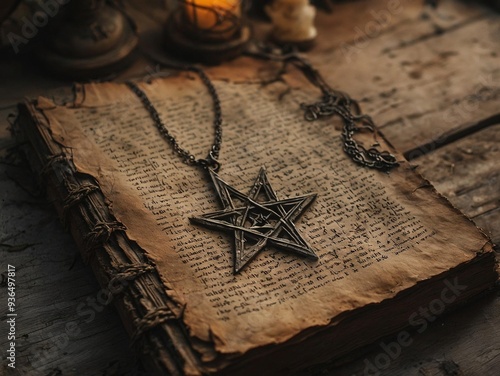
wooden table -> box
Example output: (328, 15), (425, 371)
(1, 1), (498, 375)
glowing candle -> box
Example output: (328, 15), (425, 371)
(184, 0), (241, 40)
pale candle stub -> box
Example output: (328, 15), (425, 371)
(265, 0), (317, 43)
(184, 0), (241, 40)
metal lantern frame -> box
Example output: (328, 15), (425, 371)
(177, 0), (247, 42)
(166, 0), (251, 64)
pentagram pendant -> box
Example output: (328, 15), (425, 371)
(190, 168), (319, 274)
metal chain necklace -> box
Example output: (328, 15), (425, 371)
(300, 64), (399, 170)
(126, 56), (397, 274)
(127, 66), (223, 172)
(245, 44), (399, 170)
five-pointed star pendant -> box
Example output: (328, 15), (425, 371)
(190, 168), (319, 274)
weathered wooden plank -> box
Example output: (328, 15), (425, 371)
(413, 123), (500, 244)
(403, 113), (500, 160)
(318, 293), (500, 376)
(0, 124), (138, 374)
(1, 1), (499, 375)
(313, 0), (485, 54)
(307, 0), (500, 154)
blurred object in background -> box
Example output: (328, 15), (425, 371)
(265, 0), (317, 50)
(36, 0), (138, 79)
(476, 0), (500, 11)
(1, 0), (74, 54)
(0, 0), (20, 24)
(0, 0), (39, 53)
(0, 0), (138, 79)
(165, 0), (251, 63)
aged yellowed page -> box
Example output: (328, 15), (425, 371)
(35, 72), (489, 362)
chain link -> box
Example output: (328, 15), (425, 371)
(291, 58), (399, 170)
(245, 43), (399, 171)
(302, 92), (399, 170)
(129, 45), (398, 173)
(126, 66), (222, 172)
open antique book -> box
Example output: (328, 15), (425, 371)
(15, 66), (497, 375)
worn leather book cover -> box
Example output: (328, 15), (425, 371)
(14, 66), (498, 376)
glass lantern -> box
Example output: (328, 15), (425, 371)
(179, 0), (245, 42)
(167, 0), (250, 63)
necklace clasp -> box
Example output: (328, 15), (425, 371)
(199, 151), (221, 173)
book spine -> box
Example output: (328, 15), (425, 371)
(15, 101), (204, 376)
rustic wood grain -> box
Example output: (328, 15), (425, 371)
(308, 0), (500, 154)
(0, 117), (140, 376)
(1, 0), (499, 375)
(415, 124), (500, 245)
